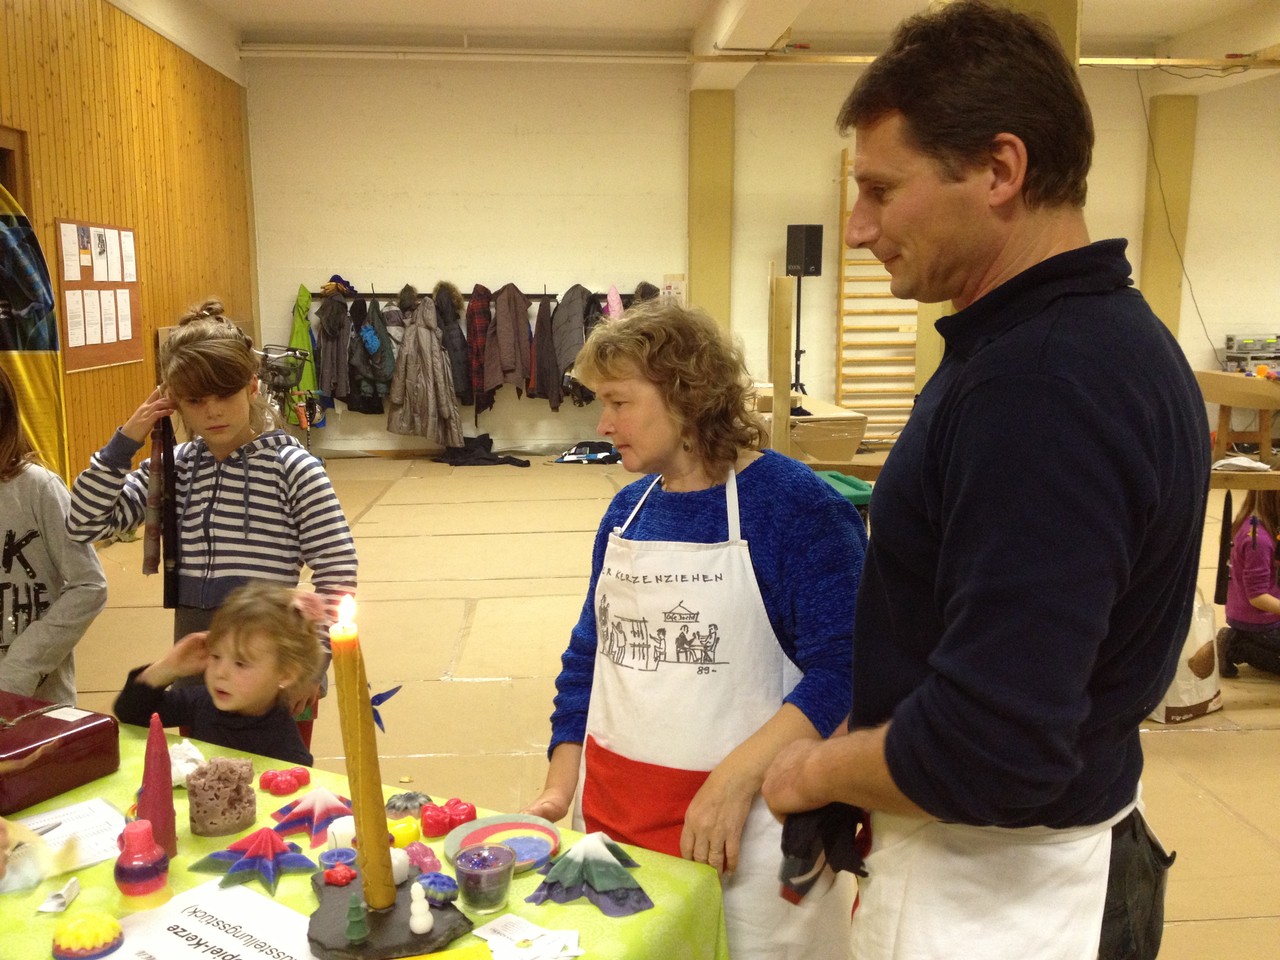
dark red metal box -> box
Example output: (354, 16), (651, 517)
(0, 691), (120, 815)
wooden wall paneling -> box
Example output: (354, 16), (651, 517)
(2, 2), (23, 126)
(5, 0), (254, 476)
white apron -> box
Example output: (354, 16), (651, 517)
(573, 472), (854, 960)
(852, 794), (1137, 960)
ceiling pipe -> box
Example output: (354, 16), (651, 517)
(238, 43), (689, 65)
(237, 43), (1280, 71)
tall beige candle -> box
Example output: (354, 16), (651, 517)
(330, 595), (395, 910)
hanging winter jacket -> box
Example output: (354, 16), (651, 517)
(346, 300), (383, 414)
(286, 285), (319, 427)
(434, 281), (472, 407)
(531, 298), (563, 411)
(315, 295), (351, 401)
(387, 295), (464, 448)
(367, 299), (396, 386)
(382, 301), (406, 356)
(551, 283), (593, 378)
(466, 284), (496, 418)
(487, 283), (533, 396)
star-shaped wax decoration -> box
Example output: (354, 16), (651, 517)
(271, 787), (353, 848)
(526, 832), (653, 917)
(190, 827), (316, 895)
(370, 685), (402, 733)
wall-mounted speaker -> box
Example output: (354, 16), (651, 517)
(786, 224), (823, 277)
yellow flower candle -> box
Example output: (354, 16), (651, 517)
(330, 595), (395, 910)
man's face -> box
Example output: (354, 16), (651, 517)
(845, 113), (995, 308)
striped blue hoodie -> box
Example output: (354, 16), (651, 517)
(67, 428), (357, 613)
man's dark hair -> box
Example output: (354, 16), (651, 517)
(837, 0), (1093, 208)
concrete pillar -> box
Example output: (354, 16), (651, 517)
(1139, 96), (1198, 335)
(688, 89), (734, 327)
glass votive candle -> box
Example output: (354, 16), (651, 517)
(453, 843), (516, 915)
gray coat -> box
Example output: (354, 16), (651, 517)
(387, 297), (464, 447)
(551, 284), (594, 376)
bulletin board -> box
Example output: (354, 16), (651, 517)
(54, 217), (144, 372)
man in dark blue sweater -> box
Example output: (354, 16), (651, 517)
(762, 3), (1210, 959)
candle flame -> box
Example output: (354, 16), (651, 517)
(337, 594), (356, 624)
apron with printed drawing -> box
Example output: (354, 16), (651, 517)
(573, 471), (854, 960)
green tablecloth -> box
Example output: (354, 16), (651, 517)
(1, 726), (729, 959)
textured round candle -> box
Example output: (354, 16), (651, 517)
(453, 843), (516, 914)
(51, 912), (124, 960)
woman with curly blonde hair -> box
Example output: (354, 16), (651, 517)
(526, 299), (867, 960)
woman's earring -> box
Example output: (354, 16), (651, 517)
(682, 440), (691, 452)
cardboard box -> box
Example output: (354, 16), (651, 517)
(0, 692), (120, 815)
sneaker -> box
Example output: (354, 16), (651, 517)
(1216, 627), (1239, 678)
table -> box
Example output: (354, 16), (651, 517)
(0, 726), (729, 960)
(1195, 369), (1280, 462)
(1193, 371), (1280, 600)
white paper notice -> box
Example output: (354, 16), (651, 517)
(100, 287), (118, 343)
(118, 882), (313, 960)
(83, 289), (103, 344)
(105, 227), (122, 282)
(90, 227), (108, 281)
(16, 797), (126, 872)
(116, 289), (133, 339)
(59, 222), (80, 281)
(120, 230), (137, 282)
(64, 290), (86, 348)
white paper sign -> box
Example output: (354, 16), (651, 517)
(16, 797), (126, 872)
(105, 227), (122, 282)
(59, 222), (80, 281)
(121, 229), (137, 282)
(118, 882), (313, 960)
(83, 289), (103, 344)
(100, 288), (118, 343)
(64, 290), (86, 348)
(116, 289), (133, 339)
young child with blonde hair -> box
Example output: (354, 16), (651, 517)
(114, 581), (325, 765)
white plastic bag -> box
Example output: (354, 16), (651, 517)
(1149, 589), (1222, 723)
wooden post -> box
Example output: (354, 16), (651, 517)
(769, 263), (794, 455)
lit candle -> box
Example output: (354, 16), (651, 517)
(330, 595), (395, 909)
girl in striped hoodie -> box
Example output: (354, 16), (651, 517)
(68, 300), (357, 721)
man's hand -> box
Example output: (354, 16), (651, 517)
(762, 737), (827, 820)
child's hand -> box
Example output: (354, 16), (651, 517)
(291, 590), (328, 625)
(139, 631), (210, 687)
(122, 386), (178, 444)
(287, 682), (320, 719)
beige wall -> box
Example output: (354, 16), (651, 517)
(244, 57), (691, 452)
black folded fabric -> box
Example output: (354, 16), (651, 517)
(778, 802), (869, 904)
